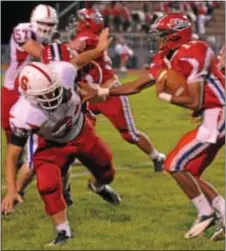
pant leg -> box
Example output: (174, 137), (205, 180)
(95, 95), (140, 144)
(164, 116), (225, 177)
(75, 117), (115, 184)
(33, 139), (76, 215)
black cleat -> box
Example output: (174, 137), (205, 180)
(63, 184), (74, 208)
(88, 182), (121, 205)
(153, 153), (166, 172)
(46, 230), (73, 246)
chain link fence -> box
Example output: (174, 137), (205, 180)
(1, 34), (224, 68)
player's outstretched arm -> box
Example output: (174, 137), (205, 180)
(70, 28), (113, 70)
(81, 74), (155, 103)
(109, 74), (155, 96)
(1, 144), (24, 215)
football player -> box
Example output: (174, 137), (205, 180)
(1, 4), (59, 201)
(84, 13), (225, 241)
(72, 8), (166, 172)
(1, 28), (121, 246)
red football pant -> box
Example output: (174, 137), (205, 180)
(33, 117), (115, 215)
(164, 110), (225, 177)
(1, 86), (19, 143)
(89, 95), (140, 143)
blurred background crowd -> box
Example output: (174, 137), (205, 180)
(2, 1), (225, 72)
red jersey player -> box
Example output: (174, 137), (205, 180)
(73, 8), (165, 172)
(85, 13), (225, 241)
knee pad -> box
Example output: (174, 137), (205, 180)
(36, 163), (66, 215)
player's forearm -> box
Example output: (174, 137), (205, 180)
(70, 47), (103, 70)
(5, 145), (23, 193)
(110, 75), (155, 96)
(159, 93), (200, 110)
(171, 95), (199, 110)
(23, 40), (44, 59)
(5, 158), (18, 193)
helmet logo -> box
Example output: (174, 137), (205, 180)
(169, 18), (189, 30)
(20, 75), (29, 91)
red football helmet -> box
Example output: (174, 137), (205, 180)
(76, 8), (104, 34)
(149, 13), (192, 54)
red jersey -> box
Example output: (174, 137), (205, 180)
(74, 30), (114, 85)
(150, 41), (225, 110)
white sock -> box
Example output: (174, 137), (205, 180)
(212, 195), (225, 221)
(56, 221), (72, 237)
(150, 149), (160, 160)
(191, 193), (214, 216)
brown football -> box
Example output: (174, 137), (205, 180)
(157, 68), (190, 96)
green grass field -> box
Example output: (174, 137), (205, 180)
(1, 71), (225, 250)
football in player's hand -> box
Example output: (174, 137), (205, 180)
(156, 68), (190, 96)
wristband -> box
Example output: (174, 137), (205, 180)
(97, 87), (110, 97)
(158, 92), (172, 102)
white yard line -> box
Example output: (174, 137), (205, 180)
(1, 162), (152, 190)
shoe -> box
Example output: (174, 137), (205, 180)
(210, 219), (225, 241)
(88, 182), (121, 205)
(63, 184), (74, 208)
(46, 230), (73, 246)
(153, 153), (165, 172)
(184, 214), (215, 239)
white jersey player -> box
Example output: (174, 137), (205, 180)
(1, 4), (59, 203)
(2, 29), (121, 247)
(10, 61), (84, 143)
(4, 4), (58, 90)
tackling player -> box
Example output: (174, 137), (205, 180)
(1, 29), (121, 246)
(72, 8), (166, 172)
(84, 13), (225, 241)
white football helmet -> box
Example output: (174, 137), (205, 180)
(30, 4), (58, 41)
(18, 62), (63, 110)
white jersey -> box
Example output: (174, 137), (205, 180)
(4, 22), (42, 90)
(9, 62), (84, 143)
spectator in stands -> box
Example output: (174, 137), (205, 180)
(101, 2), (113, 28)
(121, 2), (132, 32)
(115, 36), (134, 73)
(196, 2), (208, 35)
(111, 2), (122, 32)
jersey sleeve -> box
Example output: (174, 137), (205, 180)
(13, 24), (33, 45)
(149, 52), (165, 79)
(9, 115), (32, 138)
(173, 41), (214, 84)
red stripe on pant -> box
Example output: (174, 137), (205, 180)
(164, 128), (225, 177)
